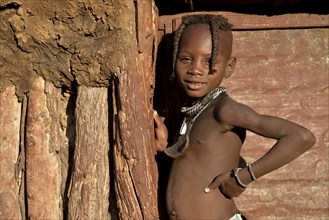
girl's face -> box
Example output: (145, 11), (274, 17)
(175, 24), (235, 98)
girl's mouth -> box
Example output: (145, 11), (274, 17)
(185, 80), (205, 90)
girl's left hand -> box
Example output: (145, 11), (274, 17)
(204, 170), (246, 199)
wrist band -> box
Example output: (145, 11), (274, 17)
(247, 163), (257, 181)
(233, 168), (248, 188)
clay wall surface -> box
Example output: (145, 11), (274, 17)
(0, 0), (159, 219)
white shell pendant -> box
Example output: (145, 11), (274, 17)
(180, 119), (187, 135)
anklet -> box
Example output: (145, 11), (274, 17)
(247, 163), (257, 181)
(233, 168), (248, 188)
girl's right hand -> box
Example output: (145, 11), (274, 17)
(153, 110), (168, 152)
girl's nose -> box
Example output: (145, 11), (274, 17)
(187, 61), (203, 76)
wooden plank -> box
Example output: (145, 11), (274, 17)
(235, 179), (329, 219)
(229, 29), (329, 219)
(157, 13), (329, 219)
(68, 86), (110, 219)
(112, 0), (160, 219)
(224, 12), (329, 29)
(171, 0), (326, 10)
(113, 120), (143, 220)
(45, 81), (70, 213)
(159, 12), (329, 32)
(18, 95), (27, 219)
(25, 77), (61, 219)
(0, 86), (22, 219)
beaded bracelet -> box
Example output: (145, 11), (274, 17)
(233, 168), (248, 188)
(247, 163), (257, 181)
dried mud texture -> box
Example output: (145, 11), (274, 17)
(1, 0), (159, 219)
(0, 0), (135, 98)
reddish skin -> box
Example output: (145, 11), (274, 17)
(154, 24), (316, 219)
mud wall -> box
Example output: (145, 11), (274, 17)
(0, 0), (159, 219)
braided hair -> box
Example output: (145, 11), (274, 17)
(172, 14), (233, 78)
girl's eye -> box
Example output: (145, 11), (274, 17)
(177, 57), (192, 64)
(203, 59), (211, 67)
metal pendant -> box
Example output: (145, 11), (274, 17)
(180, 119), (187, 135)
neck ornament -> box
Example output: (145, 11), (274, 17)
(164, 87), (226, 158)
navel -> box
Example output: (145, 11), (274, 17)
(170, 210), (177, 217)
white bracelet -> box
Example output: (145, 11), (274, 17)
(247, 163), (257, 181)
(233, 168), (248, 188)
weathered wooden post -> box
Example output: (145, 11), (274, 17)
(0, 0), (159, 219)
(25, 77), (62, 219)
(0, 86), (22, 219)
(68, 86), (110, 219)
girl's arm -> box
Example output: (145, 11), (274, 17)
(206, 98), (316, 198)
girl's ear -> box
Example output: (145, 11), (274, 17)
(224, 57), (236, 78)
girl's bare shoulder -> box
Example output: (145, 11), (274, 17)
(213, 94), (255, 127)
(214, 94), (246, 115)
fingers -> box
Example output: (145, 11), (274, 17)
(153, 110), (168, 152)
(153, 110), (165, 126)
(206, 171), (246, 198)
(153, 110), (166, 133)
(153, 110), (159, 119)
(204, 171), (243, 199)
(204, 174), (222, 193)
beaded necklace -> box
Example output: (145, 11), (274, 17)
(164, 87), (226, 158)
